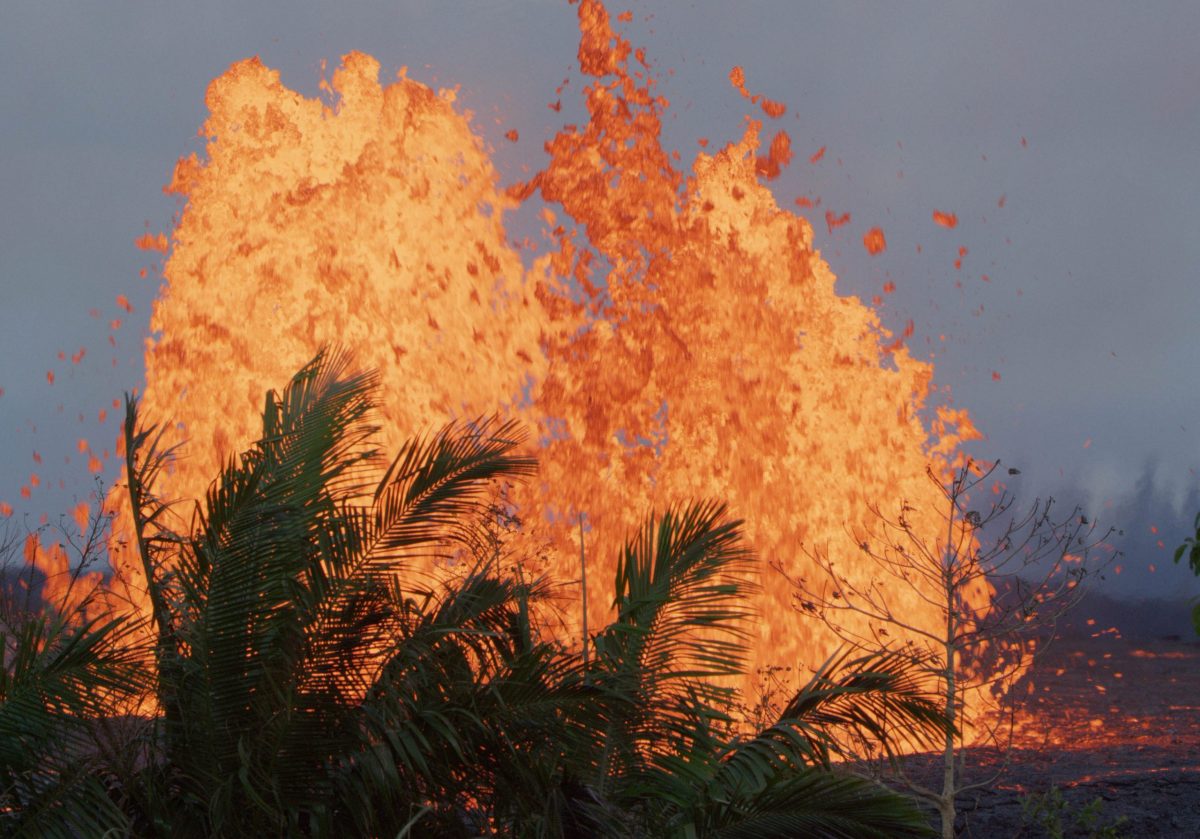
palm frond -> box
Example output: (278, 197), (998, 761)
(701, 767), (934, 839)
(583, 500), (758, 810)
(366, 416), (537, 569)
(119, 349), (386, 831)
(778, 648), (949, 763)
(0, 608), (145, 838)
(293, 415), (539, 727)
(60, 347), (944, 838)
(602, 502), (756, 684)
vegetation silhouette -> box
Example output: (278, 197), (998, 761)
(2, 349), (948, 837)
(1175, 513), (1200, 634)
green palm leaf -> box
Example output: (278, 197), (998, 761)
(10, 347), (942, 838)
(777, 648), (948, 763)
(595, 501), (756, 740)
(0, 607), (145, 838)
(701, 767), (933, 839)
(118, 347), (549, 834)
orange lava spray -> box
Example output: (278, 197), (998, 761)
(108, 0), (990, 709)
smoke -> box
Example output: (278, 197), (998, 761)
(1011, 454), (1200, 607)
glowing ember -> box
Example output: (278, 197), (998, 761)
(932, 209), (958, 229)
(825, 210), (852, 232)
(135, 232), (169, 253)
(98, 0), (992, 708)
(863, 227), (887, 255)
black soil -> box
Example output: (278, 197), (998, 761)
(886, 629), (1200, 838)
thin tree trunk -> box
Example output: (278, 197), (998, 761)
(580, 517), (589, 671)
(941, 635), (957, 839)
(940, 506), (960, 839)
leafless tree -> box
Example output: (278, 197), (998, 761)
(780, 459), (1121, 839)
(0, 483), (115, 626)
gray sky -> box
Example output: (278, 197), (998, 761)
(2, 1), (1198, 601)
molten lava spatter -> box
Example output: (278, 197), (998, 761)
(525, 0), (987, 683)
(114, 0), (990, 704)
(105, 52), (546, 614)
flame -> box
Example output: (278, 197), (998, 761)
(96, 0), (997, 716)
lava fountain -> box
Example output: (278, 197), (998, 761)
(107, 0), (989, 698)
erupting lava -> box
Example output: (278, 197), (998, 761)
(103, 1), (989, 702)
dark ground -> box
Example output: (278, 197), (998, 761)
(882, 598), (1200, 837)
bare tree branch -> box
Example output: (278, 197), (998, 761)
(783, 458), (1121, 839)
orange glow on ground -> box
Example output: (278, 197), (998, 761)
(1005, 635), (1200, 764)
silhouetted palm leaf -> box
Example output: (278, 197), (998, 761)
(571, 503), (940, 838)
(592, 502), (756, 785)
(119, 348), (544, 835)
(0, 604), (145, 837)
(6, 349), (945, 837)
(777, 648), (949, 764)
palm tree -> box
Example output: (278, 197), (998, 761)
(0, 524), (147, 838)
(547, 501), (944, 839)
(119, 347), (549, 836)
(3, 349), (944, 837)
